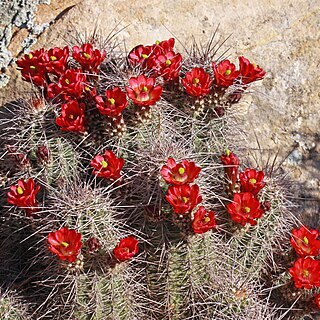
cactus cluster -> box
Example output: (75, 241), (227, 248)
(0, 30), (319, 320)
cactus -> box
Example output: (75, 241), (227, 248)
(0, 30), (318, 320)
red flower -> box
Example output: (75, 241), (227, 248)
(289, 257), (320, 289)
(290, 226), (320, 257)
(113, 236), (139, 262)
(165, 184), (202, 214)
(182, 67), (212, 97)
(160, 158), (201, 185)
(238, 56), (265, 85)
(314, 293), (320, 309)
(126, 75), (163, 107)
(16, 49), (46, 86)
(43, 46), (69, 75)
(155, 38), (175, 54)
(128, 44), (154, 67)
(221, 149), (240, 194)
(239, 168), (266, 196)
(212, 60), (240, 88)
(95, 87), (128, 117)
(55, 100), (87, 132)
(48, 227), (82, 262)
(90, 150), (124, 180)
(47, 69), (86, 100)
(72, 43), (106, 73)
(7, 178), (40, 216)
(227, 192), (264, 226)
(150, 51), (182, 81)
(192, 206), (216, 234)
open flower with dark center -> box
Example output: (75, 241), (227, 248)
(227, 192), (264, 226)
(7, 178), (40, 217)
(126, 74), (163, 107)
(182, 67), (212, 97)
(55, 100), (87, 132)
(90, 150), (124, 181)
(238, 56), (265, 85)
(95, 87), (128, 118)
(160, 158), (201, 185)
(166, 184), (202, 214)
(16, 49), (47, 87)
(113, 236), (139, 262)
(290, 226), (320, 257)
(212, 60), (240, 88)
(43, 46), (69, 75)
(289, 257), (320, 289)
(192, 206), (216, 234)
(48, 227), (82, 262)
(72, 43), (106, 73)
(239, 168), (266, 196)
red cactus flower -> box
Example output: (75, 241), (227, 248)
(314, 293), (320, 309)
(72, 43), (106, 73)
(43, 46), (69, 75)
(227, 192), (264, 226)
(290, 226), (320, 257)
(238, 56), (265, 85)
(128, 44), (154, 67)
(289, 257), (320, 289)
(126, 74), (163, 107)
(47, 69), (86, 100)
(155, 38), (175, 54)
(160, 158), (201, 185)
(165, 184), (202, 214)
(113, 236), (139, 262)
(212, 60), (240, 88)
(95, 87), (128, 118)
(7, 178), (40, 216)
(90, 150), (124, 180)
(16, 49), (46, 86)
(150, 51), (182, 81)
(239, 168), (266, 196)
(48, 227), (82, 262)
(192, 206), (216, 234)
(182, 67), (213, 97)
(55, 100), (86, 132)
(221, 149), (240, 194)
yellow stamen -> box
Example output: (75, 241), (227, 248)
(141, 54), (148, 59)
(193, 78), (200, 85)
(225, 148), (231, 156)
(165, 59), (172, 66)
(69, 114), (74, 120)
(252, 63), (257, 68)
(83, 52), (91, 59)
(155, 40), (160, 45)
(50, 56), (57, 61)
(225, 69), (232, 76)
(17, 186), (24, 195)
(303, 269), (309, 278)
(85, 86), (90, 91)
(61, 241), (69, 247)
(244, 207), (251, 213)
(101, 160), (108, 168)
(249, 178), (257, 184)
(178, 167), (185, 175)
(30, 66), (36, 70)
(28, 53), (33, 59)
(142, 86), (148, 92)
(65, 79), (70, 85)
(108, 98), (116, 105)
(204, 217), (211, 223)
(182, 197), (189, 203)
(303, 236), (309, 245)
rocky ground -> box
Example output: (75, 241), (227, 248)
(1, 0), (319, 222)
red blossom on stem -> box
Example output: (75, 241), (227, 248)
(48, 227), (82, 262)
(290, 226), (320, 257)
(113, 236), (139, 262)
(212, 60), (240, 88)
(239, 168), (266, 196)
(289, 257), (320, 289)
(165, 184), (202, 214)
(72, 43), (106, 73)
(182, 67), (213, 97)
(55, 100), (87, 133)
(126, 74), (162, 107)
(160, 158), (201, 186)
(227, 192), (264, 226)
(42, 46), (69, 75)
(128, 44), (154, 67)
(238, 56), (266, 85)
(90, 150), (124, 181)
(221, 149), (240, 194)
(95, 87), (128, 118)
(7, 178), (40, 217)
(192, 206), (216, 234)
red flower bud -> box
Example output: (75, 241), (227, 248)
(86, 237), (102, 253)
(314, 293), (320, 309)
(36, 145), (50, 164)
(113, 236), (139, 262)
(182, 67), (213, 97)
(192, 206), (216, 234)
(221, 149), (240, 194)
